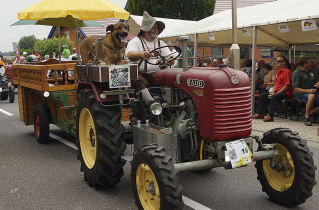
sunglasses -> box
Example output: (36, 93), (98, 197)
(276, 60), (284, 63)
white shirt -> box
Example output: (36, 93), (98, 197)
(125, 37), (171, 73)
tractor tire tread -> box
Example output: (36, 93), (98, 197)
(256, 128), (316, 207)
(76, 89), (126, 189)
(131, 145), (183, 210)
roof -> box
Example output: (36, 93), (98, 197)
(159, 0), (319, 47)
(214, 0), (277, 14)
(47, 18), (121, 39)
(80, 18), (120, 37)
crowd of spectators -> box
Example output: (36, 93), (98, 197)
(251, 56), (319, 126)
(13, 47), (78, 64)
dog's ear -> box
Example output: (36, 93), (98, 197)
(106, 24), (114, 33)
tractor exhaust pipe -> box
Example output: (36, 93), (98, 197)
(174, 159), (222, 173)
(178, 36), (190, 71)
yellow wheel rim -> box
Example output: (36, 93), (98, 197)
(79, 108), (97, 169)
(263, 143), (295, 192)
(136, 163), (160, 210)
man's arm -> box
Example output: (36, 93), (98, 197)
(294, 87), (317, 94)
(127, 51), (152, 62)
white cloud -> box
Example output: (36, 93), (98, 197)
(0, 0), (127, 52)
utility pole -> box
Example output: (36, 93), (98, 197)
(230, 0), (240, 70)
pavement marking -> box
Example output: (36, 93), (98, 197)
(49, 133), (78, 150)
(50, 132), (212, 210)
(0, 108), (13, 116)
(183, 196), (212, 210)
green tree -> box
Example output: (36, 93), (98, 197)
(127, 0), (215, 21)
(18, 35), (37, 53)
(34, 37), (72, 58)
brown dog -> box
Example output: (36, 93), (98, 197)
(80, 22), (129, 65)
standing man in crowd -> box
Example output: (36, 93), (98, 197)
(292, 57), (319, 126)
(253, 56), (292, 122)
(125, 11), (173, 107)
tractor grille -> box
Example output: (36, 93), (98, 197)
(212, 86), (252, 139)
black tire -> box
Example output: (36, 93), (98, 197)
(9, 86), (15, 103)
(76, 89), (126, 188)
(33, 104), (50, 144)
(255, 128), (316, 207)
(131, 145), (183, 210)
(1, 92), (8, 100)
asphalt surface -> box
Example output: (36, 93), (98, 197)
(0, 98), (318, 210)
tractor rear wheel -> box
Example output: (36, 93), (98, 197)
(9, 86), (15, 103)
(76, 89), (126, 188)
(131, 145), (183, 210)
(255, 128), (316, 207)
(33, 104), (50, 144)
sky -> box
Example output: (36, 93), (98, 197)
(0, 0), (127, 52)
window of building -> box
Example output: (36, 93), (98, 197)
(261, 48), (271, 58)
(240, 47), (250, 59)
(64, 31), (70, 39)
(212, 47), (224, 58)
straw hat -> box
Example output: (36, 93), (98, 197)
(140, 11), (165, 34)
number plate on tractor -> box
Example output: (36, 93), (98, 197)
(109, 65), (131, 88)
(225, 139), (252, 168)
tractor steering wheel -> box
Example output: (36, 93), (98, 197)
(145, 46), (182, 66)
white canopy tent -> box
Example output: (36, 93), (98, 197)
(158, 0), (319, 112)
(159, 0), (319, 47)
(126, 15), (196, 37)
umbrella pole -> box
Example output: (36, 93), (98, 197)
(76, 19), (80, 63)
(58, 26), (61, 63)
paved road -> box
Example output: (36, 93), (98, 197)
(0, 99), (318, 210)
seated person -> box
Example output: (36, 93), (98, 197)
(262, 63), (274, 92)
(292, 57), (319, 126)
(253, 56), (293, 122)
(240, 59), (252, 78)
(125, 11), (173, 107)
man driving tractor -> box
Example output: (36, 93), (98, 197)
(125, 11), (174, 107)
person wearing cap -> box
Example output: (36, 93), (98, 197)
(125, 11), (173, 105)
(22, 52), (28, 60)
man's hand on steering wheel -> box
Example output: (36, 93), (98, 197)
(140, 51), (152, 60)
(145, 46), (181, 67)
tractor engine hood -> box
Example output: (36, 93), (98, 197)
(153, 67), (252, 141)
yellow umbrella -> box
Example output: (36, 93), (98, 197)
(18, 0), (129, 21)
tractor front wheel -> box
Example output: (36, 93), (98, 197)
(131, 145), (183, 210)
(255, 128), (316, 207)
(76, 89), (126, 188)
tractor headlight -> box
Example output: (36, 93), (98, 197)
(150, 102), (162, 116)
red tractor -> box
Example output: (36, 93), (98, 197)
(13, 39), (316, 210)
(75, 40), (316, 210)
